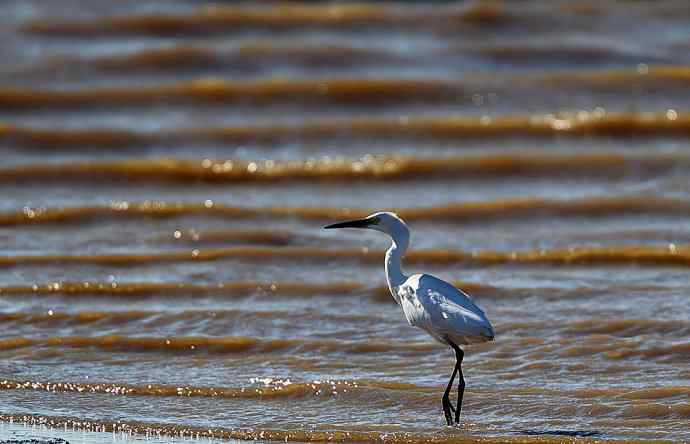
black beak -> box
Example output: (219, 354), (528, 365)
(323, 218), (372, 229)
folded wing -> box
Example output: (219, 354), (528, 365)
(399, 274), (494, 345)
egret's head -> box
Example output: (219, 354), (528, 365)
(324, 212), (409, 239)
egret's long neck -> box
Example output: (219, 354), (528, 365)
(385, 228), (409, 302)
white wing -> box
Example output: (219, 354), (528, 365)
(398, 274), (494, 345)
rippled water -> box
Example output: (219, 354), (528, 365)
(1, 1), (690, 443)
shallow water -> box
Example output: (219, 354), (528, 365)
(1, 1), (690, 443)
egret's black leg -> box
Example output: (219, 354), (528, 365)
(450, 344), (465, 424)
(442, 364), (457, 426)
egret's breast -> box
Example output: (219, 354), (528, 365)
(397, 286), (425, 327)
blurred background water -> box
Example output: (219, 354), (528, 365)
(1, 1), (690, 442)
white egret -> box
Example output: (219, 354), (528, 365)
(324, 212), (494, 426)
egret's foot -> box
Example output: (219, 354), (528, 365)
(443, 407), (453, 425)
(442, 396), (454, 425)
(443, 418), (462, 428)
(446, 400), (460, 426)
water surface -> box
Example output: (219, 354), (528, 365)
(1, 1), (690, 442)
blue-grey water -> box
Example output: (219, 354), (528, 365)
(1, 1), (690, 443)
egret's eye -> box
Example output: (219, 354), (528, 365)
(370, 217), (381, 225)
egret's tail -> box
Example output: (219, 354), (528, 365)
(483, 324), (495, 341)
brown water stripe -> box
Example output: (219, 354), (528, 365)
(21, 1), (690, 37)
(2, 334), (689, 363)
(152, 228), (300, 246)
(606, 343), (690, 361)
(497, 335), (690, 363)
(4, 309), (688, 339)
(0, 280), (676, 302)
(500, 319), (690, 338)
(1, 67), (690, 109)
(0, 335), (437, 354)
(1, 245), (689, 267)
(0, 78), (458, 109)
(5, 113), (690, 149)
(1, 413), (639, 444)
(0, 378), (407, 400)
(0, 154), (685, 183)
(0, 281), (369, 298)
(0, 309), (385, 327)
(4, 196), (690, 227)
(0, 310), (153, 325)
(489, 335), (690, 364)
(17, 44), (405, 74)
(539, 336), (690, 363)
(20, 3), (519, 36)
(2, 378), (687, 401)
